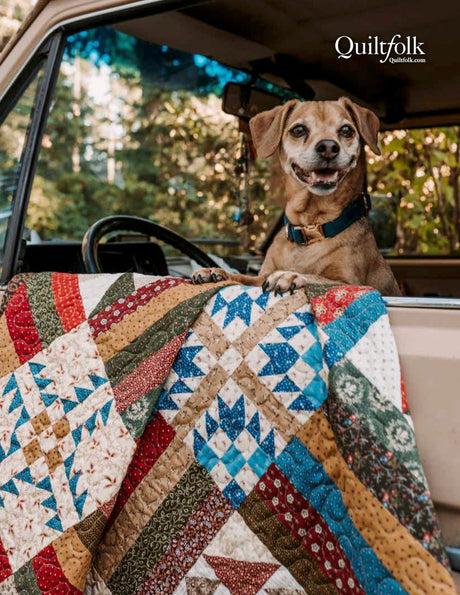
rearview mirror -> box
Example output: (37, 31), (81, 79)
(222, 82), (284, 120)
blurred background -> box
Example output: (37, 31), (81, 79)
(1, 0), (460, 257)
(0, 0), (33, 52)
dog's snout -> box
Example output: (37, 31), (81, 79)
(315, 139), (340, 160)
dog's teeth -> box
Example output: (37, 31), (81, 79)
(311, 171), (318, 181)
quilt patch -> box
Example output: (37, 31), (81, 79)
(0, 322), (134, 573)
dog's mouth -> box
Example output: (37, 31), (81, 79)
(291, 162), (352, 191)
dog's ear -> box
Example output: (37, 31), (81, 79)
(339, 97), (381, 155)
(249, 99), (299, 159)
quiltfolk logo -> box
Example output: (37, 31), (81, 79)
(335, 35), (426, 64)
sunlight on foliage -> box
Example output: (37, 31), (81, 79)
(1, 18), (459, 257)
(368, 127), (460, 254)
(24, 29), (279, 254)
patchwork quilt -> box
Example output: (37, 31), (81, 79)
(0, 272), (455, 595)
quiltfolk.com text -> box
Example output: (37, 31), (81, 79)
(335, 35), (426, 64)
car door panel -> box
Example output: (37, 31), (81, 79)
(389, 306), (460, 587)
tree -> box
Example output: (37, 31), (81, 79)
(368, 128), (460, 254)
(26, 28), (276, 251)
(0, 0), (33, 52)
(20, 25), (460, 257)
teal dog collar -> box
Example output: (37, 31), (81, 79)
(284, 193), (371, 245)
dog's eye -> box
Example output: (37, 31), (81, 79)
(289, 125), (308, 138)
(339, 125), (355, 138)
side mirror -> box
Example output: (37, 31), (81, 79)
(222, 82), (284, 120)
(369, 194), (397, 253)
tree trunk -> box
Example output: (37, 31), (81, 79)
(424, 145), (454, 249)
(72, 56), (81, 174)
(106, 76), (117, 183)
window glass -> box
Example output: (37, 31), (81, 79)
(29, 24), (460, 258)
(368, 127), (460, 255)
(28, 26), (294, 254)
(0, 64), (44, 265)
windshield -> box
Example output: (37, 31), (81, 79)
(27, 26), (294, 256)
(26, 23), (460, 258)
(0, 62), (45, 265)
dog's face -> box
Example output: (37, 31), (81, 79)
(249, 97), (381, 196)
(281, 101), (364, 195)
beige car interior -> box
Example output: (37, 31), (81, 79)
(0, 0), (459, 589)
(389, 307), (460, 589)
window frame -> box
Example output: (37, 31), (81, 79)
(0, 0), (202, 284)
(0, 32), (64, 284)
(0, 0), (459, 309)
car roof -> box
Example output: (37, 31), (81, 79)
(177, 0), (460, 129)
(1, 0), (459, 129)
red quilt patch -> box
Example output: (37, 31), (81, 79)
(256, 464), (364, 594)
(109, 412), (175, 525)
(5, 283), (42, 364)
(52, 273), (86, 333)
(89, 278), (185, 338)
(204, 555), (279, 595)
(311, 285), (370, 327)
(401, 376), (409, 414)
(113, 331), (187, 413)
(32, 544), (80, 594)
(0, 537), (12, 583)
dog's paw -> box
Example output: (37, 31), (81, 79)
(191, 268), (229, 284)
(262, 271), (319, 294)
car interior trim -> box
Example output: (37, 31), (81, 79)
(0, 32), (65, 285)
(384, 297), (460, 309)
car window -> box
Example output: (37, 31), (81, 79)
(368, 127), (460, 256)
(24, 23), (460, 262)
(0, 64), (44, 268)
(27, 25), (295, 256)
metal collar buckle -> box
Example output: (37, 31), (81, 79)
(296, 223), (325, 245)
(285, 221), (326, 245)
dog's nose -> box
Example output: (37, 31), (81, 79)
(315, 139), (340, 160)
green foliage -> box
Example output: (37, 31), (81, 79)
(27, 174), (112, 239)
(17, 26), (460, 257)
(27, 60), (276, 251)
(0, 66), (42, 210)
(368, 127), (460, 254)
(2, 19), (460, 258)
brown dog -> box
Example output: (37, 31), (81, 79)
(193, 97), (401, 296)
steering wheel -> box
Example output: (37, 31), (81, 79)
(82, 215), (220, 274)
